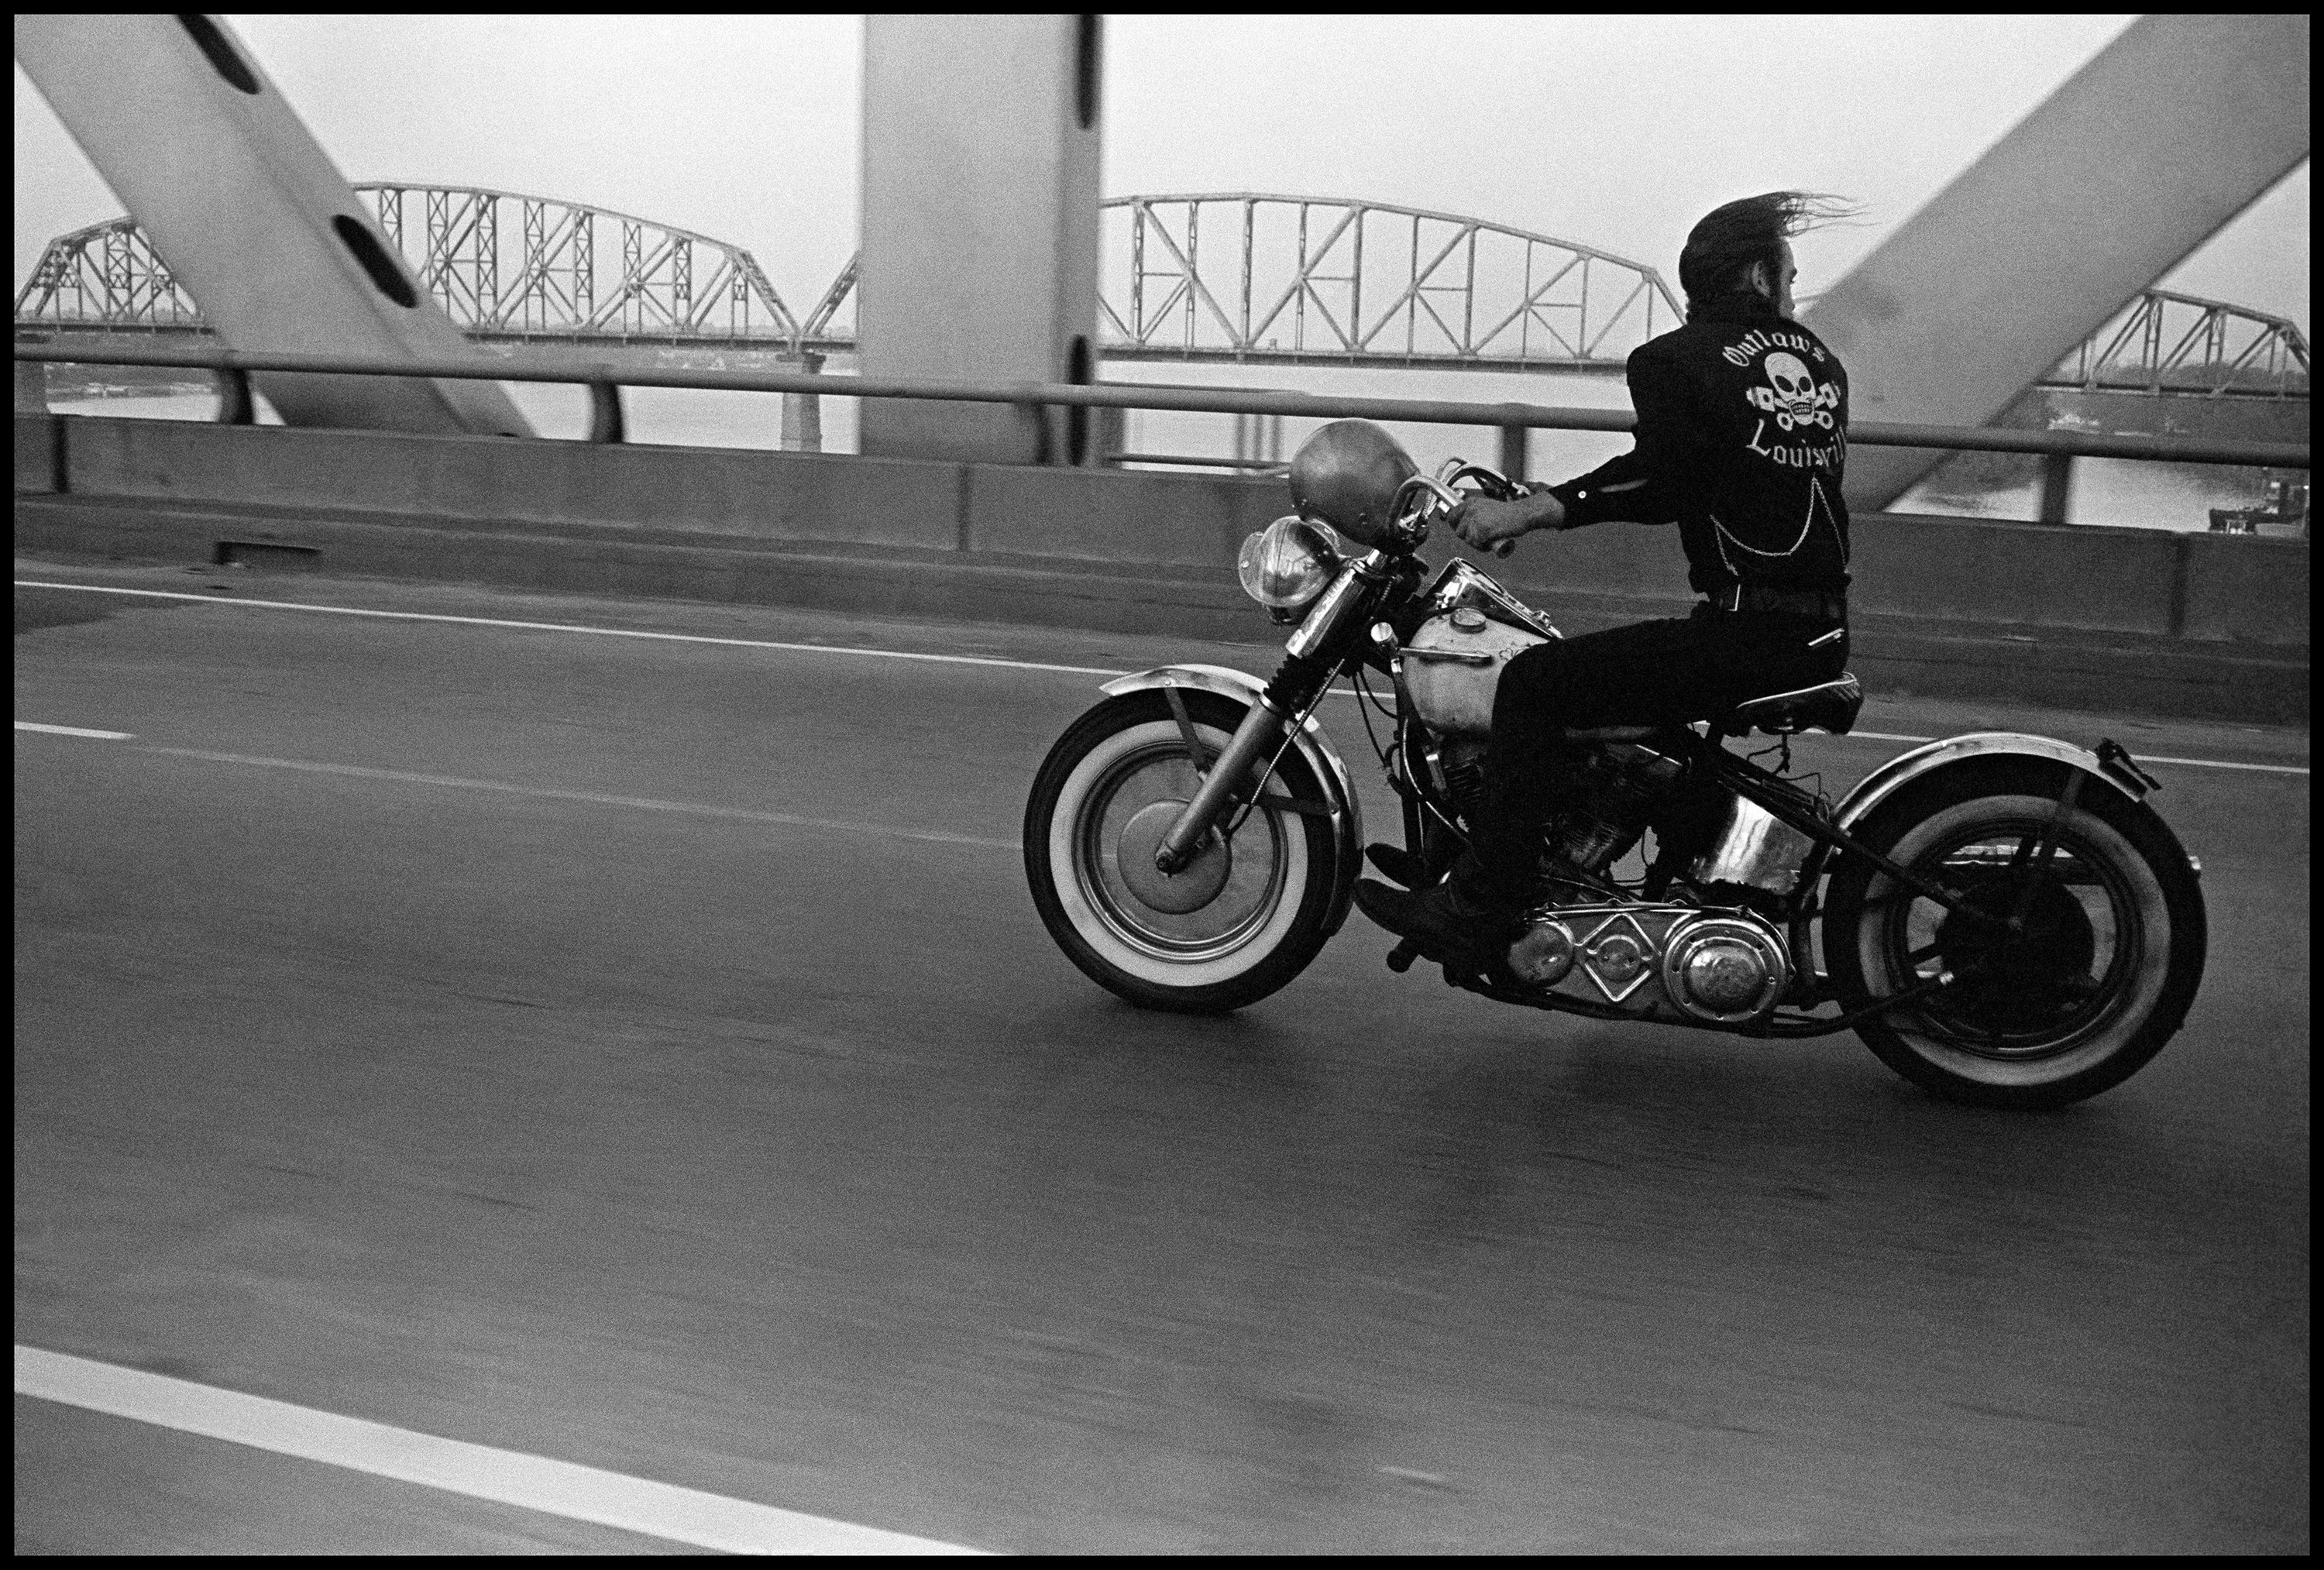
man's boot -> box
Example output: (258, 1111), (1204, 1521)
(1352, 851), (1520, 967)
(1353, 747), (1567, 966)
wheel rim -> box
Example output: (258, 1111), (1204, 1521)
(1045, 718), (1313, 989)
(1074, 739), (1290, 961)
(1848, 791), (2175, 1087)
(1879, 817), (2141, 1060)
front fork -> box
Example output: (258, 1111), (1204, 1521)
(1152, 556), (1384, 874)
(1152, 689), (1301, 872)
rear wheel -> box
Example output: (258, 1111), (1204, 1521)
(1024, 690), (1340, 1013)
(1824, 759), (2205, 1110)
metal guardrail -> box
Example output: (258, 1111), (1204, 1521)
(14, 339), (2311, 529)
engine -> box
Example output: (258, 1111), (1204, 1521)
(1542, 742), (1684, 875)
(1435, 738), (1491, 827)
(1506, 903), (1793, 1025)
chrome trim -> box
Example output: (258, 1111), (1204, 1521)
(1098, 664), (1366, 934)
(1576, 911), (1657, 1004)
(1425, 558), (1562, 640)
(1282, 553), (1382, 661)
(1689, 792), (1819, 893)
(1660, 911), (1790, 1024)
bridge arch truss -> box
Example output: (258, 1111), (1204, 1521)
(358, 184), (800, 342)
(15, 187), (2308, 403)
(12, 184), (805, 345)
(1095, 194), (1682, 372)
(12, 215), (202, 332)
(2038, 287), (2309, 399)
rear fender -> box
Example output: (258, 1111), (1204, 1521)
(1805, 732), (2183, 989)
(1834, 731), (2151, 836)
(1098, 664), (1366, 934)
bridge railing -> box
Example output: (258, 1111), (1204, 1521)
(14, 339), (2309, 530)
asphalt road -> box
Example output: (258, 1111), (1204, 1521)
(14, 564), (2311, 1554)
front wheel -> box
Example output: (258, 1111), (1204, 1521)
(1824, 758), (2206, 1110)
(1025, 690), (1340, 1012)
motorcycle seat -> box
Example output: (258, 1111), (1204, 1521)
(1727, 674), (1862, 737)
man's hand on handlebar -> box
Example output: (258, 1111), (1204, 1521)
(1449, 490), (1566, 553)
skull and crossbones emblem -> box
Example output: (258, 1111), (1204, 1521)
(1746, 351), (1836, 432)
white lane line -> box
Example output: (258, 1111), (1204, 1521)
(15, 1345), (985, 1556)
(15, 721), (136, 740)
(2132, 754), (2310, 777)
(14, 579), (1123, 678)
(142, 747), (1022, 849)
(19, 580), (2309, 777)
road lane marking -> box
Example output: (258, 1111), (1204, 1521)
(2129, 754), (2312, 776)
(142, 747), (1023, 850)
(14, 579), (1124, 677)
(18, 580), (2309, 777)
(14, 1345), (986, 1556)
(15, 721), (136, 740)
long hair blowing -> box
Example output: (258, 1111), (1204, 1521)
(1678, 191), (1862, 316)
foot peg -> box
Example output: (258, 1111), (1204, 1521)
(1385, 938), (1422, 973)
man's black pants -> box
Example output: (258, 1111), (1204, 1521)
(1490, 602), (1848, 751)
(1462, 603), (1848, 904)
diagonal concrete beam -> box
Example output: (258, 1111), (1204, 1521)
(14, 14), (528, 435)
(1805, 14), (2309, 512)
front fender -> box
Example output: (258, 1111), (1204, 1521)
(1098, 664), (1366, 934)
(1834, 731), (2147, 837)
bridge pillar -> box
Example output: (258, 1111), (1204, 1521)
(858, 15), (1102, 466)
(1808, 13), (2309, 513)
(14, 335), (49, 414)
(780, 352), (825, 453)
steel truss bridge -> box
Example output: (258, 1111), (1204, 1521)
(13, 184), (2309, 398)
(2037, 287), (2309, 399)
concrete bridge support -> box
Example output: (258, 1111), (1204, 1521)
(857, 15), (1102, 466)
(1808, 13), (2310, 512)
(12, 15), (528, 437)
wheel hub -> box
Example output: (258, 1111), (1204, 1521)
(1930, 874), (2099, 1032)
(1116, 799), (1232, 914)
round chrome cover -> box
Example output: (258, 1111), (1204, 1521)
(1508, 917), (1576, 988)
(1661, 912), (1790, 1023)
(1288, 419), (1419, 548)
(1115, 799), (1231, 914)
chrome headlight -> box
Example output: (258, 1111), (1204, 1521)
(1237, 516), (1343, 613)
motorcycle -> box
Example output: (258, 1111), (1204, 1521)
(1023, 421), (2206, 1110)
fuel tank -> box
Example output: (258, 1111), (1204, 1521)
(1401, 608), (1548, 737)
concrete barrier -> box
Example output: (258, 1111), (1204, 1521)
(2178, 531), (2310, 647)
(966, 463), (1283, 565)
(1850, 513), (2185, 635)
(56, 417), (968, 552)
(14, 411), (58, 494)
(12, 413), (2309, 720)
(1402, 507), (2305, 648)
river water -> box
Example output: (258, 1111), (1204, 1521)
(42, 359), (2288, 534)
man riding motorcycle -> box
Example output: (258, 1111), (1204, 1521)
(1356, 190), (1863, 963)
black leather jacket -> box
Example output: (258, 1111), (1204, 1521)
(1547, 293), (1850, 599)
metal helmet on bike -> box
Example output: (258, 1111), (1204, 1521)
(1289, 420), (1419, 549)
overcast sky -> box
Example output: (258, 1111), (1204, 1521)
(12, 14), (2311, 335)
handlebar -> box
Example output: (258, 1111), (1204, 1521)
(1397, 461), (1528, 558)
